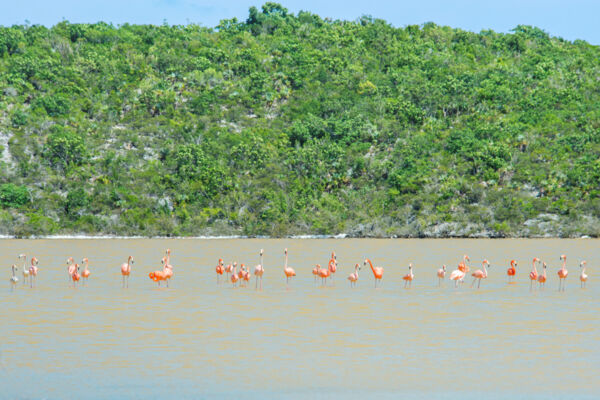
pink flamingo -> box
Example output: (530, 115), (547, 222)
(230, 264), (239, 288)
(402, 264), (414, 288)
(283, 249), (296, 285)
(216, 259), (224, 284)
(163, 249), (173, 286)
(242, 264), (251, 286)
(71, 264), (81, 288)
(225, 263), (233, 281)
(81, 258), (90, 284)
(312, 264), (319, 283)
(254, 249), (264, 290)
(507, 260), (517, 283)
(347, 263), (360, 287)
(67, 257), (76, 284)
(238, 263), (246, 286)
(557, 255), (568, 291)
(450, 264), (466, 288)
(18, 254), (28, 286)
(471, 260), (490, 288)
(529, 257), (540, 290)
(28, 257), (39, 288)
(437, 265), (446, 286)
(364, 258), (383, 288)
(317, 264), (330, 286)
(328, 252), (337, 285)
(580, 261), (588, 288)
(149, 257), (167, 287)
(537, 262), (547, 289)
(121, 256), (134, 288)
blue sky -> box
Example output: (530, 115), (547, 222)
(2, 0), (599, 44)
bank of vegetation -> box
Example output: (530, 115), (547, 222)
(1, 3), (599, 237)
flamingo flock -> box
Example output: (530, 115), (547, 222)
(7, 249), (592, 293)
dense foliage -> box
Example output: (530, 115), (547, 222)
(1, 3), (599, 237)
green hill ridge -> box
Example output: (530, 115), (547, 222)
(1, 3), (599, 237)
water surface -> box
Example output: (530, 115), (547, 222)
(1, 239), (598, 399)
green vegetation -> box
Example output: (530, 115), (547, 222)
(1, 4), (599, 237)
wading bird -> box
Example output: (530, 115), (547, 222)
(328, 252), (337, 285)
(312, 264), (319, 283)
(471, 260), (490, 289)
(537, 262), (547, 289)
(348, 263), (360, 287)
(403, 264), (414, 288)
(67, 257), (76, 283)
(19, 254), (28, 286)
(230, 264), (239, 288)
(10, 264), (18, 290)
(216, 259), (224, 284)
(507, 260), (517, 283)
(558, 255), (568, 292)
(283, 249), (296, 285)
(121, 256), (134, 288)
(317, 264), (330, 286)
(81, 258), (90, 284)
(450, 265), (466, 288)
(437, 265), (446, 286)
(254, 249), (265, 290)
(28, 257), (39, 288)
(71, 264), (81, 288)
(364, 258), (383, 288)
(579, 261), (587, 288)
(529, 258), (540, 290)
(225, 263), (233, 281)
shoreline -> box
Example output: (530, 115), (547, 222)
(0, 234), (595, 240)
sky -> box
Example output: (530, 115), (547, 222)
(2, 0), (599, 44)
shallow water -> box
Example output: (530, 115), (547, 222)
(0, 239), (598, 399)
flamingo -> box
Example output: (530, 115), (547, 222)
(242, 264), (251, 286)
(471, 260), (490, 289)
(225, 263), (233, 281)
(10, 264), (18, 290)
(348, 263), (360, 287)
(67, 257), (76, 283)
(230, 263), (239, 288)
(216, 259), (224, 284)
(121, 256), (134, 288)
(71, 264), (81, 288)
(328, 252), (337, 285)
(311, 264), (319, 283)
(238, 263), (246, 286)
(558, 255), (568, 292)
(19, 254), (28, 285)
(450, 264), (466, 288)
(437, 265), (446, 286)
(283, 249), (296, 285)
(458, 255), (471, 273)
(403, 264), (414, 288)
(254, 249), (265, 290)
(529, 257), (540, 290)
(537, 262), (547, 289)
(317, 264), (330, 286)
(364, 258), (383, 288)
(507, 260), (517, 283)
(163, 249), (173, 284)
(81, 258), (90, 284)
(580, 261), (588, 288)
(28, 257), (39, 288)
(149, 257), (167, 287)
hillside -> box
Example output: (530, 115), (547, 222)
(1, 3), (599, 238)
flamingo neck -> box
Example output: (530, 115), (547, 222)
(366, 259), (374, 272)
(532, 261), (537, 274)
